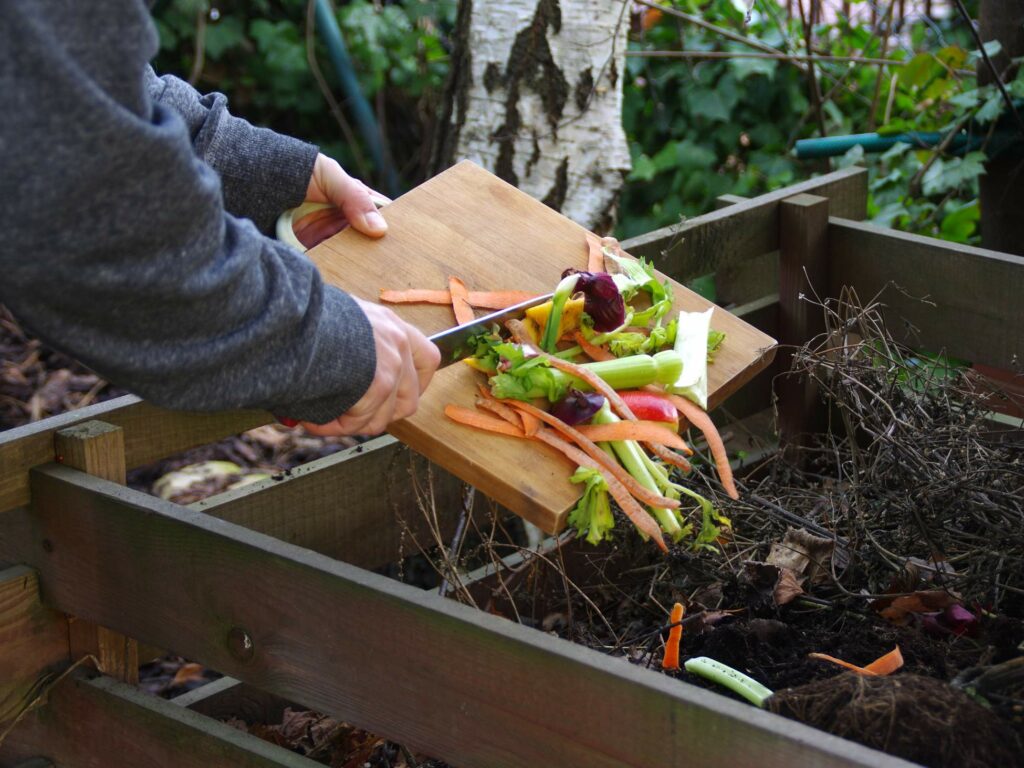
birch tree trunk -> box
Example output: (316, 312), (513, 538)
(432, 0), (632, 232)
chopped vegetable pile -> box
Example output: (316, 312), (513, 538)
(382, 236), (738, 552)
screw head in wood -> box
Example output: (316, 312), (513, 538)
(227, 626), (255, 663)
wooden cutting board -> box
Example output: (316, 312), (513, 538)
(308, 161), (776, 534)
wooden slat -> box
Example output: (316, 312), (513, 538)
(23, 465), (912, 768)
(172, 677), (293, 726)
(0, 395), (268, 515)
(0, 566), (68, 725)
(778, 195), (830, 445)
(55, 421), (139, 685)
(193, 435), (466, 569)
(622, 166), (867, 279)
(714, 294), (780, 424)
(0, 674), (321, 768)
(828, 218), (1024, 370)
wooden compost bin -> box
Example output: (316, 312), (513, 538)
(1, 167), (1021, 768)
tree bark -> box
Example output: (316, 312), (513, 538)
(432, 0), (631, 232)
(978, 0), (1024, 255)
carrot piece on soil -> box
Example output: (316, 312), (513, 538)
(807, 645), (903, 677)
(661, 602), (686, 670)
(863, 645), (905, 675)
(504, 399), (681, 511)
(667, 394), (738, 499)
(448, 276), (475, 326)
(576, 421), (691, 453)
(531, 427), (667, 552)
(443, 404), (525, 438)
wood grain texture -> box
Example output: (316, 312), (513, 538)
(308, 161), (776, 534)
(623, 166), (867, 279)
(0, 674), (321, 768)
(193, 436), (466, 569)
(0, 566), (68, 725)
(828, 218), (1024, 370)
(53, 422), (139, 686)
(778, 195), (830, 445)
(25, 466), (906, 768)
(0, 396), (268, 515)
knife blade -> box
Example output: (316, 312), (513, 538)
(429, 292), (554, 367)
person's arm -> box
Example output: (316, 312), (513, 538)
(0, 0), (433, 428)
(146, 67), (318, 233)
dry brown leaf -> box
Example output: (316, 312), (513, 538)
(871, 589), (961, 624)
(773, 567), (805, 606)
(766, 527), (835, 585)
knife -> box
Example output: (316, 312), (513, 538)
(430, 292), (554, 367)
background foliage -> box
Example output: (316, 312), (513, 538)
(152, 0), (1010, 245)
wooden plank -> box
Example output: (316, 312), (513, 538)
(193, 436), (466, 569)
(713, 294), (780, 424)
(622, 166), (867, 280)
(0, 566), (68, 725)
(0, 395), (268, 515)
(778, 195), (831, 445)
(172, 677), (293, 726)
(24, 465), (912, 768)
(307, 161), (776, 535)
(828, 218), (1024, 370)
(0, 673), (321, 768)
(55, 422), (138, 685)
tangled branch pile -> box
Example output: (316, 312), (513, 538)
(779, 288), (1024, 613)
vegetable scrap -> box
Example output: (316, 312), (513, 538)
(807, 645), (905, 676)
(380, 288), (540, 309)
(437, 234), (735, 552)
(447, 276), (474, 326)
(661, 602), (686, 670)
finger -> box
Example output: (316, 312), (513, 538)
(407, 327), (441, 393)
(328, 168), (388, 239)
(298, 420), (349, 437)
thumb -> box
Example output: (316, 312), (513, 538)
(316, 158), (388, 239)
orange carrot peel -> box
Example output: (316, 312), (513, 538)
(807, 645), (904, 676)
(661, 602), (686, 670)
(379, 288), (540, 309)
(667, 394), (738, 499)
(448, 276), (474, 326)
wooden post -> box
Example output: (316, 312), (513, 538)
(978, 0), (1024, 255)
(54, 421), (139, 684)
(778, 194), (830, 450)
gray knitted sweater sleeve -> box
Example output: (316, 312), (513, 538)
(0, 0), (375, 424)
(145, 68), (316, 234)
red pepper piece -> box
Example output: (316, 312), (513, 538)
(618, 390), (679, 427)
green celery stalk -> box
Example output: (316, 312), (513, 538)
(591, 404), (683, 541)
(490, 350), (683, 401)
(683, 657), (774, 708)
(539, 273), (580, 353)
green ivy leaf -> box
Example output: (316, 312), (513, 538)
(686, 88), (731, 122)
(939, 200), (980, 243)
(204, 16), (246, 60)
